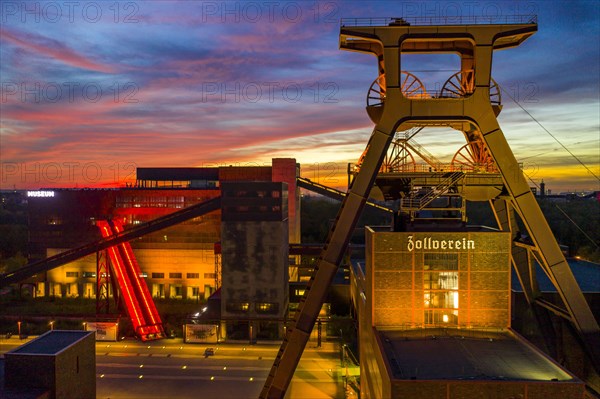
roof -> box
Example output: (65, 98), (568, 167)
(8, 331), (92, 356)
(136, 167), (219, 181)
(378, 329), (577, 382)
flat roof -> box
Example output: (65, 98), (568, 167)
(378, 329), (577, 382)
(136, 167), (219, 181)
(8, 331), (92, 356)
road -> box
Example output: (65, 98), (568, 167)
(1, 336), (347, 398)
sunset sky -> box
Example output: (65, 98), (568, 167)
(1, 1), (598, 193)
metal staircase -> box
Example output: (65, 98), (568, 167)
(401, 171), (464, 211)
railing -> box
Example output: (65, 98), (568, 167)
(380, 324), (507, 339)
(350, 163), (499, 174)
(297, 177), (394, 213)
(341, 15), (537, 27)
(401, 172), (464, 210)
(405, 138), (442, 168)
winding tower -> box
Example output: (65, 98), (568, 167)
(261, 16), (599, 398)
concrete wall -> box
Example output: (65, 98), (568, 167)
(55, 332), (96, 399)
(221, 220), (289, 319)
(5, 332), (95, 399)
(271, 158), (301, 243)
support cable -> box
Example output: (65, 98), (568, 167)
(500, 86), (600, 182)
(523, 170), (599, 250)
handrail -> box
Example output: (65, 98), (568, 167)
(341, 15), (537, 27)
(297, 177), (394, 214)
(402, 172), (464, 210)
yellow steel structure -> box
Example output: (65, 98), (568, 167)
(260, 16), (599, 398)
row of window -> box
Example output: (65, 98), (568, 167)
(66, 272), (216, 279)
(152, 272), (215, 279)
(225, 302), (280, 315)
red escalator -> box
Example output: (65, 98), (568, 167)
(96, 220), (165, 341)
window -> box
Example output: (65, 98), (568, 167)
(424, 253), (458, 270)
(226, 302), (249, 313)
(82, 271), (96, 278)
(172, 285), (183, 297)
(66, 272), (79, 278)
(152, 273), (165, 279)
(187, 273), (200, 279)
(169, 273), (182, 279)
(256, 302), (279, 315)
(204, 273), (216, 279)
(424, 253), (459, 325)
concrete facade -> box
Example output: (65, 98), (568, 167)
(220, 182), (289, 322)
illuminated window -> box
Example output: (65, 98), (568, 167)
(423, 253), (459, 325)
(82, 272), (96, 278)
(66, 271), (79, 278)
(256, 303), (279, 315)
(226, 302), (250, 313)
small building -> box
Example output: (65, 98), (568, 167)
(3, 331), (96, 399)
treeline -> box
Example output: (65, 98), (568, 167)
(302, 195), (600, 262)
(0, 196), (28, 274)
(300, 194), (392, 244)
(0, 194), (598, 272)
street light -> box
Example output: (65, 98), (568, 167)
(49, 321), (54, 331)
(17, 321), (21, 339)
(83, 322), (87, 331)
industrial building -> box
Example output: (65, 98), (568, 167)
(352, 227), (585, 398)
(2, 13), (598, 399)
(259, 16), (599, 399)
(23, 158), (300, 303)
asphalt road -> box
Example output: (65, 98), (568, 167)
(2, 336), (346, 398)
(97, 339), (344, 399)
